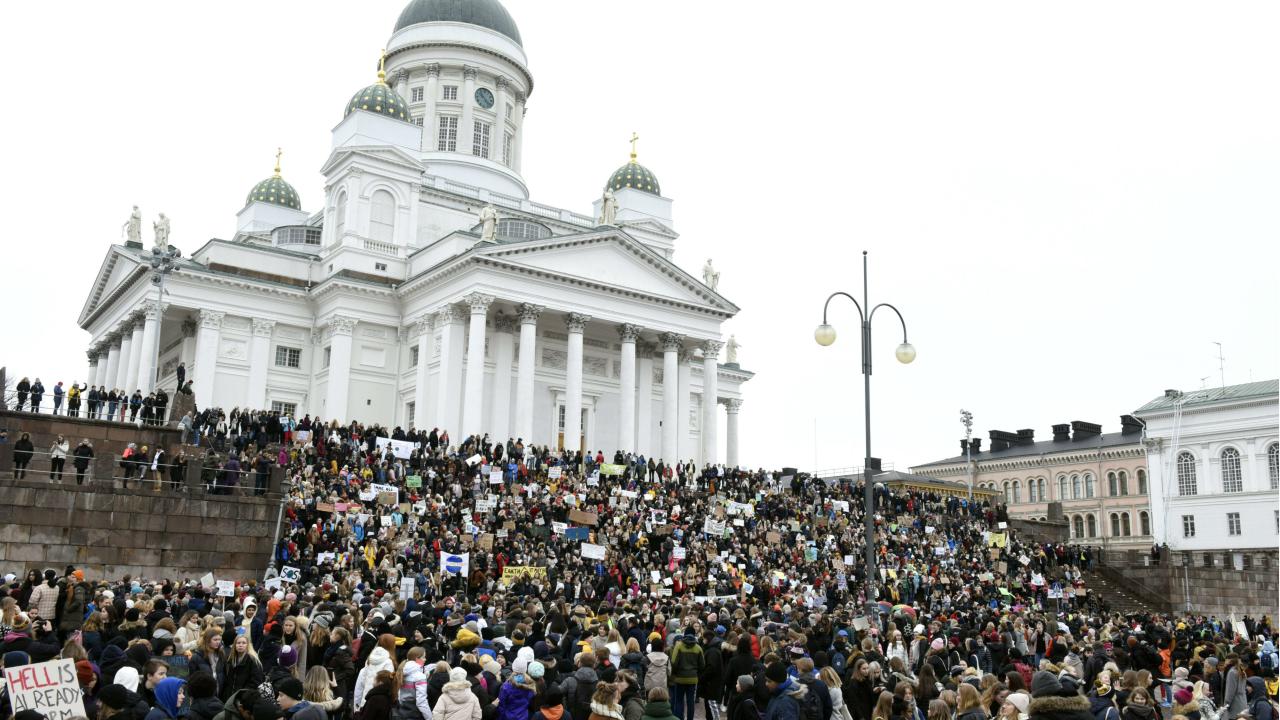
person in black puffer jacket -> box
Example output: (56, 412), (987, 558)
(1027, 672), (1093, 720)
(187, 671), (226, 720)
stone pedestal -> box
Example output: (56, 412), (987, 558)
(168, 391), (195, 427)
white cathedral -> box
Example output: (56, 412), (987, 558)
(76, 0), (752, 466)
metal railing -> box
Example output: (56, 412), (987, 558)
(814, 462), (896, 479)
(5, 446), (280, 497)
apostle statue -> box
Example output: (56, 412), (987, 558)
(726, 335), (741, 364)
(599, 189), (618, 226)
(152, 213), (171, 250)
(702, 258), (720, 291)
(479, 204), (498, 242)
(122, 205), (142, 243)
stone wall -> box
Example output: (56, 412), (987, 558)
(0, 409), (182, 485)
(1007, 517), (1070, 544)
(0, 477), (281, 581)
(1098, 548), (1279, 617)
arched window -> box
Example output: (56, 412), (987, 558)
(1177, 451), (1197, 495)
(334, 190), (347, 241)
(1269, 443), (1280, 490)
(1058, 475), (1068, 501)
(1012, 480), (1022, 504)
(1085, 473), (1095, 498)
(370, 190), (396, 243)
(1038, 478), (1046, 502)
(1073, 516), (1084, 538)
(1071, 474), (1082, 500)
(1087, 514), (1097, 537)
(1121, 512), (1132, 537)
(1221, 447), (1242, 493)
(1108, 472), (1118, 496)
(1110, 513), (1121, 537)
(1137, 468), (1148, 494)
(1118, 470), (1129, 496)
(1003, 481), (1011, 503)
(1140, 511), (1150, 536)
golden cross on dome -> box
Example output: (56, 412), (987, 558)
(274, 148), (283, 177)
(377, 48), (388, 85)
(629, 132), (639, 163)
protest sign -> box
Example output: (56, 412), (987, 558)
(490, 469), (503, 484)
(766, 531), (781, 543)
(316, 502), (335, 513)
(215, 580), (235, 597)
(406, 475), (422, 488)
(500, 566), (547, 584)
(4, 658), (86, 720)
(600, 463), (626, 476)
(619, 489), (638, 499)
(587, 473), (600, 486)
(478, 533), (494, 551)
(552, 521), (567, 534)
(581, 543), (607, 560)
(565, 527), (590, 541)
(673, 546), (686, 560)
(279, 566), (301, 583)
(548, 466), (563, 479)
(466, 454), (482, 466)
(569, 509), (598, 526)
(200, 572), (215, 589)
(375, 437), (416, 460)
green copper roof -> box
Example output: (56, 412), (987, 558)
(394, 0), (522, 46)
(345, 82), (410, 122)
(606, 161), (661, 196)
(247, 176), (301, 210)
(1135, 379), (1278, 413)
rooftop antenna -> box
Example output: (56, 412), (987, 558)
(1212, 342), (1225, 388)
(1199, 376), (1209, 389)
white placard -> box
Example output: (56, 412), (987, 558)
(490, 470), (504, 484)
(466, 454), (483, 466)
(998, 521), (1008, 529)
(440, 552), (469, 576)
(651, 570), (661, 583)
(375, 437), (416, 460)
(925, 525), (935, 535)
(370, 482), (397, 496)
(619, 489), (638, 498)
(552, 521), (567, 534)
(673, 546), (686, 560)
(742, 582), (754, 594)
(844, 555), (855, 566)
(215, 580), (235, 597)
(380, 515), (392, 527)
(581, 543), (607, 560)
(399, 576), (415, 601)
(264, 577), (282, 591)
(587, 474), (599, 486)
(4, 658), (87, 720)
(280, 566), (301, 583)
(200, 572), (215, 589)
(548, 466), (563, 479)
(852, 617), (870, 631)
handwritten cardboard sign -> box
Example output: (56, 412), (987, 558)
(569, 509), (598, 526)
(4, 658), (87, 720)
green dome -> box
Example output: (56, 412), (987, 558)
(606, 160), (661, 196)
(247, 175), (301, 210)
(394, 0), (522, 47)
(345, 81), (410, 122)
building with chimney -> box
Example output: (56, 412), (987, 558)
(910, 417), (1151, 548)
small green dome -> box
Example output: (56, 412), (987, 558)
(247, 174), (301, 210)
(606, 160), (661, 196)
(345, 81), (410, 122)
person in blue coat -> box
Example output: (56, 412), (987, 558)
(144, 677), (186, 720)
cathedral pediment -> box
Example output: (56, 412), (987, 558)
(78, 247), (145, 326)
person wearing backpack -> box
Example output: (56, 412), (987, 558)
(561, 652), (601, 720)
(791, 659), (831, 720)
(728, 676), (761, 720)
(1086, 682), (1120, 720)
(762, 663), (809, 720)
(1245, 677), (1275, 720)
(669, 634), (704, 720)
(644, 639), (671, 696)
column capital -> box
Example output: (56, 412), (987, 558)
(514, 91), (527, 105)
(181, 318), (198, 338)
(198, 309), (225, 330)
(462, 292), (494, 314)
(119, 317), (136, 334)
(701, 339), (724, 359)
(425, 63), (441, 78)
(723, 398), (743, 413)
(436, 304), (464, 325)
(565, 312), (591, 334)
(495, 76), (510, 90)
(87, 349), (100, 363)
(104, 330), (122, 344)
(413, 314), (434, 336)
(517, 302), (544, 324)
(463, 65), (478, 80)
(142, 301), (166, 320)
(493, 312), (519, 334)
(618, 323), (644, 343)
(251, 318), (277, 337)
(636, 340), (657, 357)
(659, 332), (683, 353)
(326, 315), (357, 338)
(129, 308), (147, 324)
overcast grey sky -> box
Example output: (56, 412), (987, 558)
(2, 1), (1275, 471)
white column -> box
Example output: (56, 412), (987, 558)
(564, 313), (591, 453)
(246, 318), (275, 408)
(660, 332), (682, 463)
(701, 340), (722, 466)
(394, 70), (409, 104)
(434, 306), (466, 435)
(103, 336), (122, 391)
(617, 324), (641, 453)
(678, 348), (692, 464)
(411, 315), (433, 430)
(422, 64), (440, 152)
(461, 66), (477, 156)
(323, 316), (356, 420)
(124, 315), (145, 392)
(115, 320), (135, 390)
(514, 303), (541, 443)
(512, 92), (526, 173)
(139, 302), (164, 392)
(494, 76), (511, 165)
(461, 293), (493, 438)
(193, 310), (224, 408)
(86, 349), (101, 389)
(636, 341), (654, 458)
(725, 399), (742, 468)
(489, 312), (517, 442)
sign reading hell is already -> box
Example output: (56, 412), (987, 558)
(4, 658), (88, 720)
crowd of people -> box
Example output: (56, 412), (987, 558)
(6, 375), (175, 426)
(0, 405), (1277, 720)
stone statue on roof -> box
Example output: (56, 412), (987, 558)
(599, 189), (617, 226)
(726, 335), (741, 364)
(479, 204), (497, 242)
(122, 205), (142, 243)
(152, 213), (171, 251)
(702, 258), (720, 291)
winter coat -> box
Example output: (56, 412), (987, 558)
(328, 644), (358, 704)
(398, 661), (433, 720)
(643, 653), (670, 693)
(699, 643), (725, 700)
(764, 680), (807, 720)
(355, 647), (396, 711)
(588, 701), (626, 720)
(1027, 694), (1095, 720)
(28, 582), (60, 620)
(640, 701), (679, 720)
(1172, 702), (1202, 720)
(562, 667), (600, 720)
(189, 695), (226, 720)
(1223, 668), (1247, 720)
(221, 655), (264, 702)
(669, 640), (704, 685)
(287, 701), (331, 720)
(362, 683), (396, 720)
(729, 695), (761, 720)
(497, 678), (536, 720)
(1120, 703), (1156, 720)
(59, 581), (90, 632)
(1246, 677), (1275, 720)
(433, 680), (483, 720)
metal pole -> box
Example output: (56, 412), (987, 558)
(862, 251), (876, 618)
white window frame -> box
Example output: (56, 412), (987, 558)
(323, 346), (332, 369)
(274, 345), (301, 369)
(503, 131), (513, 166)
(1176, 451), (1197, 495)
(437, 115), (459, 152)
(1220, 447), (1243, 493)
(1182, 514), (1195, 538)
(270, 400), (297, 417)
(370, 190), (396, 243)
(442, 85), (458, 101)
(409, 346), (419, 367)
(410, 86), (424, 102)
(1269, 443), (1280, 490)
(1227, 512), (1241, 536)
(473, 119), (491, 158)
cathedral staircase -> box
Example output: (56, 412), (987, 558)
(1081, 565), (1169, 615)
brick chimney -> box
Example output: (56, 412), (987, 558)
(989, 430), (1019, 452)
(1052, 423), (1071, 442)
(1071, 420), (1102, 441)
(1016, 429), (1035, 446)
(1120, 414), (1143, 435)
(971, 438), (982, 452)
